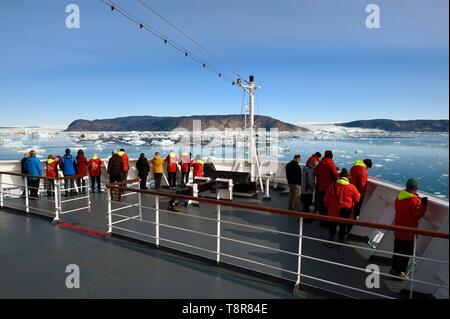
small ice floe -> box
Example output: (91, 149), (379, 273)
(441, 174), (449, 177)
(383, 158), (395, 162)
(151, 139), (174, 146)
(434, 192), (442, 195)
(340, 155), (352, 158)
(386, 154), (400, 159)
(373, 164), (383, 168)
(2, 140), (25, 148)
(367, 154), (383, 158)
(354, 150), (363, 154)
(129, 139), (146, 146)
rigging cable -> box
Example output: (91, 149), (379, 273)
(128, 0), (246, 83)
(99, 0), (236, 85)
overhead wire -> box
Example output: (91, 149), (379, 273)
(128, 0), (246, 83)
(99, 0), (237, 85)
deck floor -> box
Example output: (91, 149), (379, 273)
(0, 187), (407, 299)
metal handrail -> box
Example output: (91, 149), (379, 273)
(106, 184), (449, 239)
(0, 171), (91, 223)
(105, 183), (449, 299)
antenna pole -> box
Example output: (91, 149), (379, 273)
(237, 76), (263, 192)
(248, 75), (256, 182)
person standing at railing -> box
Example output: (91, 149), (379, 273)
(136, 153), (150, 190)
(179, 151), (191, 188)
(88, 153), (102, 193)
(45, 155), (60, 196)
(349, 159), (373, 221)
(107, 150), (124, 184)
(151, 152), (164, 189)
(191, 159), (204, 178)
(285, 154), (302, 211)
(75, 149), (88, 194)
(301, 153), (321, 214)
(20, 151), (30, 196)
(24, 150), (42, 199)
(118, 149), (129, 181)
(59, 148), (77, 197)
(314, 150), (339, 227)
(389, 178), (428, 280)
(323, 168), (360, 249)
(165, 150), (178, 189)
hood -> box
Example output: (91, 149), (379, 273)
(321, 157), (334, 165)
(169, 152), (177, 158)
(91, 156), (98, 160)
(397, 189), (415, 201)
(353, 160), (366, 168)
(118, 151), (125, 157)
(47, 159), (55, 164)
(337, 177), (349, 185)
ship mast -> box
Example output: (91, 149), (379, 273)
(237, 75), (264, 192)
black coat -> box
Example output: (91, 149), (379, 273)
(136, 156), (150, 178)
(285, 160), (302, 185)
(108, 154), (124, 176)
(21, 158), (28, 174)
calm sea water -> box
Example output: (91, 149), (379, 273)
(0, 129), (448, 198)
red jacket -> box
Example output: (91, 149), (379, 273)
(306, 154), (320, 168)
(192, 161), (204, 178)
(179, 154), (191, 173)
(88, 157), (102, 177)
(165, 153), (178, 173)
(118, 151), (129, 172)
(394, 190), (427, 240)
(76, 155), (88, 177)
(324, 178), (361, 219)
(314, 157), (338, 192)
(46, 158), (59, 178)
(350, 160), (368, 196)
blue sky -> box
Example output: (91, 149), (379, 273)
(0, 0), (448, 126)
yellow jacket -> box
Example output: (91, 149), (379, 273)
(152, 155), (164, 173)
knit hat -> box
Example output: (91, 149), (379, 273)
(65, 148), (70, 154)
(406, 178), (418, 190)
(324, 150), (333, 159)
(363, 159), (373, 168)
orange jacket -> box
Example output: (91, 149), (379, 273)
(394, 190), (427, 240)
(324, 178), (361, 219)
(118, 151), (129, 172)
(152, 155), (164, 174)
(350, 160), (368, 196)
(314, 157), (339, 192)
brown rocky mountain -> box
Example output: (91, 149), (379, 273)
(66, 115), (308, 132)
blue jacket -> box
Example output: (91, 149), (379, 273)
(25, 156), (42, 178)
(60, 154), (77, 176)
